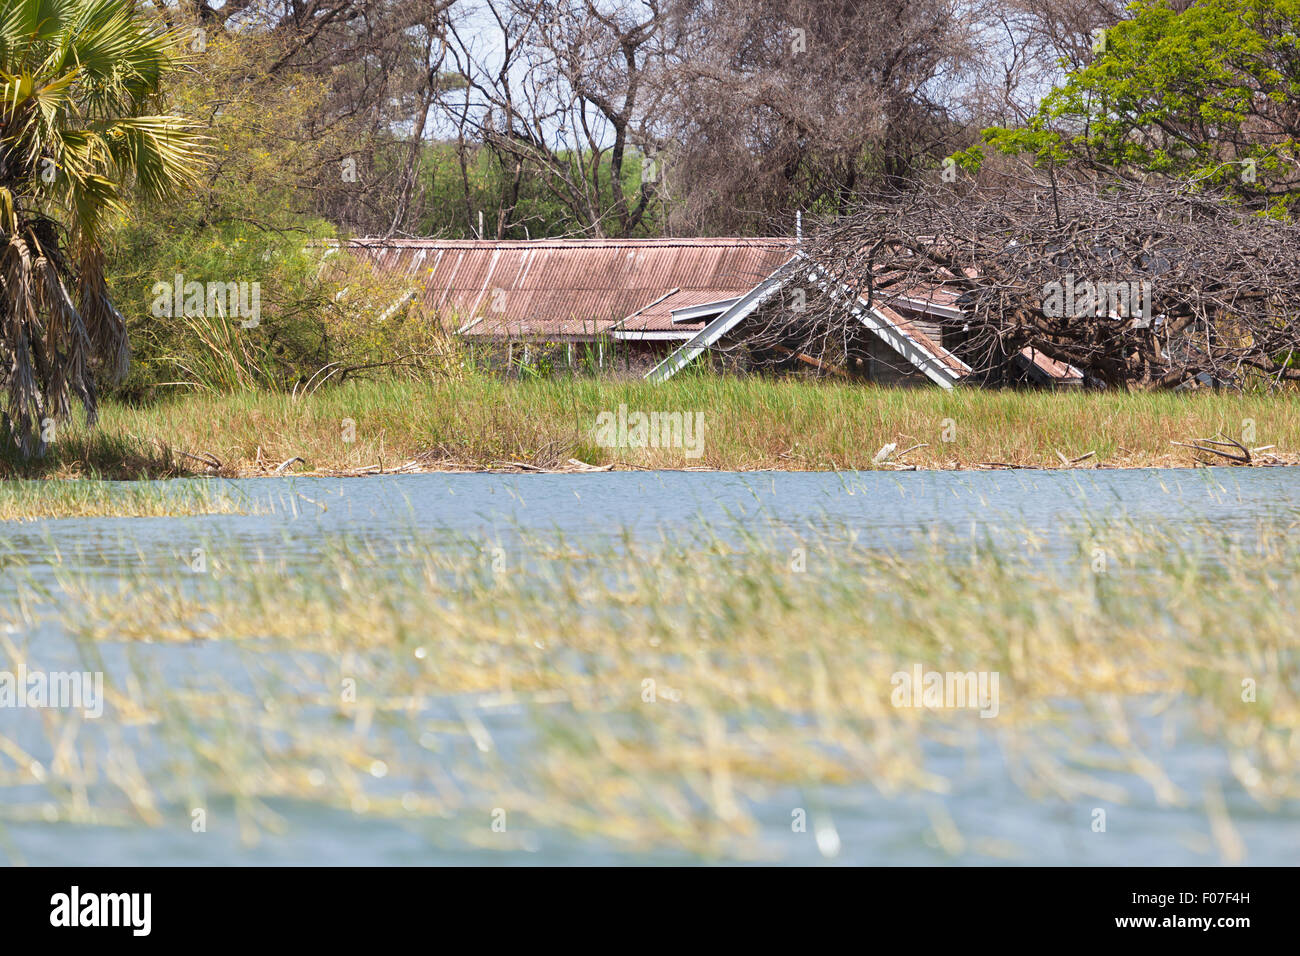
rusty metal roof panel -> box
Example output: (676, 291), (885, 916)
(1018, 347), (1085, 383)
(347, 238), (794, 338)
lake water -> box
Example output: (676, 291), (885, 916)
(3, 468), (1298, 865)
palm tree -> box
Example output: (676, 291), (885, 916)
(0, 0), (204, 456)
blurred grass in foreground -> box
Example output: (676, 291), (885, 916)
(0, 479), (254, 520)
(1, 514), (1295, 861)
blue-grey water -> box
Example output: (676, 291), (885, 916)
(2, 468), (1298, 865)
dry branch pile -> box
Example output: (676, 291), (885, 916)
(781, 179), (1300, 388)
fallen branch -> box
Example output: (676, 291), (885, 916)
(771, 345), (849, 377)
(1171, 433), (1251, 464)
(178, 449), (222, 470)
(565, 458), (614, 472)
(1056, 449), (1096, 466)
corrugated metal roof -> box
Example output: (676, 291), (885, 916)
(346, 238), (794, 339)
(630, 289), (745, 331)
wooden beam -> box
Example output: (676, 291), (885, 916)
(773, 345), (848, 378)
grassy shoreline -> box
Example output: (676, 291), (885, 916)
(6, 376), (1300, 480)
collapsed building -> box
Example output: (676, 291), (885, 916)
(348, 237), (1083, 386)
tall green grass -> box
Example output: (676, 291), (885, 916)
(6, 374), (1298, 477)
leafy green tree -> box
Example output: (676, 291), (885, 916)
(0, 0), (203, 454)
(964, 0), (1300, 212)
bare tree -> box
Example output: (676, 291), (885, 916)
(440, 0), (668, 237)
(962, 0), (1127, 127)
(656, 0), (975, 234)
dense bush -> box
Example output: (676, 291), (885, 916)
(106, 220), (463, 399)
